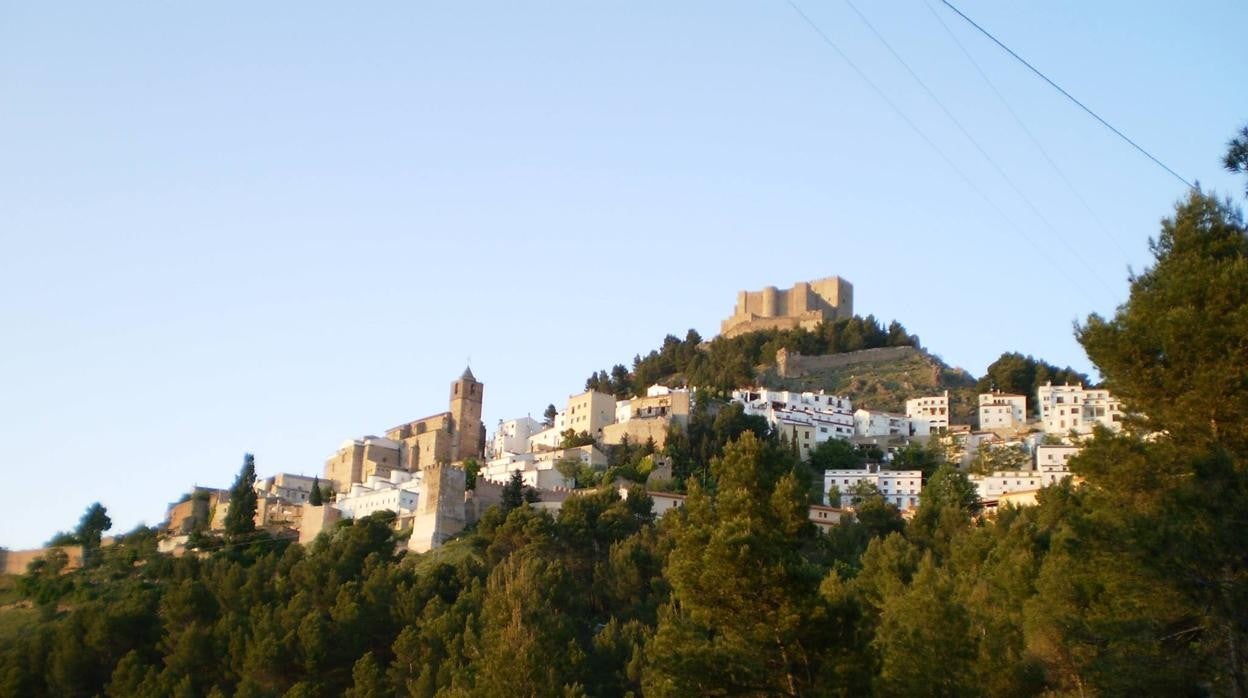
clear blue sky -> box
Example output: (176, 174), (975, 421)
(2, 1), (1244, 548)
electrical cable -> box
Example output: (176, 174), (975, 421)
(841, 0), (1120, 302)
(920, 0), (1133, 260)
(938, 0), (1194, 190)
(781, 0), (1101, 305)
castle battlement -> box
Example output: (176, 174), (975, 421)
(720, 276), (853, 338)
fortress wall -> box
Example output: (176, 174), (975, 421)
(776, 346), (919, 378)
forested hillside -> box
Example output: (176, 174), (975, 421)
(3, 161), (1247, 695)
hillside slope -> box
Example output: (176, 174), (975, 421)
(755, 346), (978, 423)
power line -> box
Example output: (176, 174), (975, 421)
(920, 0), (1132, 260)
(780, 0), (1101, 305)
(938, 0), (1195, 190)
(840, 0), (1119, 302)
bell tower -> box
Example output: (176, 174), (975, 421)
(449, 367), (484, 462)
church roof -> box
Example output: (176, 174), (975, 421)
(461, 366), (476, 381)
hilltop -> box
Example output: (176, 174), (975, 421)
(758, 345), (978, 421)
(584, 316), (979, 423)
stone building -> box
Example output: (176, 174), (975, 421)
(324, 368), (486, 492)
(720, 276), (853, 338)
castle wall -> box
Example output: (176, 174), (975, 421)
(776, 346), (918, 378)
(408, 465), (467, 554)
(722, 276), (853, 338)
(0, 546), (85, 575)
(601, 417), (672, 448)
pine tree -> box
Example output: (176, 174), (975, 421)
(224, 453), (258, 538)
(75, 502), (112, 567)
(308, 476), (323, 506)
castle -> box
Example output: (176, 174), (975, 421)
(720, 276), (853, 338)
(323, 368), (485, 492)
(317, 368), (487, 553)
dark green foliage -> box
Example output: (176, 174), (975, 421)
(308, 476), (324, 506)
(224, 453), (258, 539)
(5, 140), (1245, 698)
(808, 437), (868, 471)
(1226, 124), (1248, 197)
(586, 317), (919, 398)
(558, 429), (596, 449)
(460, 459), (480, 491)
(976, 352), (1090, 415)
(888, 438), (948, 480)
(500, 470), (540, 513)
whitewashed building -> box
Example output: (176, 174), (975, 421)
(854, 409), (910, 437)
(1036, 443), (1081, 474)
(489, 417), (545, 458)
(978, 392), (1027, 430)
(823, 465), (922, 510)
(332, 470), (422, 520)
(254, 473), (320, 505)
(1037, 383), (1124, 435)
(733, 388), (855, 446)
(906, 391), (949, 434)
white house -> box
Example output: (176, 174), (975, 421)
(254, 473), (320, 505)
(489, 416), (545, 458)
(978, 392), (1027, 430)
(332, 470), (422, 520)
(823, 465), (922, 510)
(906, 391), (949, 434)
(854, 409), (910, 437)
(1035, 443), (1081, 474)
(1037, 383), (1124, 435)
(733, 388), (855, 446)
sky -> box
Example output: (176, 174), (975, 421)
(1, 1), (1245, 549)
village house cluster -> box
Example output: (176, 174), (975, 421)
(152, 277), (1124, 556)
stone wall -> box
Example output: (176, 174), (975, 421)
(775, 346), (919, 378)
(1, 546), (85, 576)
(721, 276), (853, 338)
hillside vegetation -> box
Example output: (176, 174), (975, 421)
(3, 183), (1247, 696)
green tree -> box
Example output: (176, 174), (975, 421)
(224, 453), (258, 539)
(1226, 124), (1248, 197)
(874, 555), (978, 697)
(1069, 184), (1248, 695)
(543, 403), (558, 427)
(808, 437), (866, 471)
(461, 459), (480, 491)
(888, 439), (947, 480)
(644, 432), (836, 695)
(967, 442), (1031, 475)
(308, 476), (324, 506)
(75, 502), (112, 567)
(909, 464), (981, 560)
(501, 470), (539, 513)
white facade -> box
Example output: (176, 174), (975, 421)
(1035, 444), (1081, 473)
(489, 417), (544, 458)
(906, 391), (949, 434)
(1037, 383), (1124, 435)
(854, 409), (910, 437)
(332, 470), (422, 520)
(482, 444), (608, 490)
(255, 473), (319, 504)
(823, 465), (922, 510)
(615, 400), (632, 423)
(978, 392), (1027, 430)
(733, 388), (855, 445)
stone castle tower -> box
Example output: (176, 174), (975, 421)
(720, 276), (853, 338)
(449, 367), (484, 462)
(408, 462), (467, 553)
